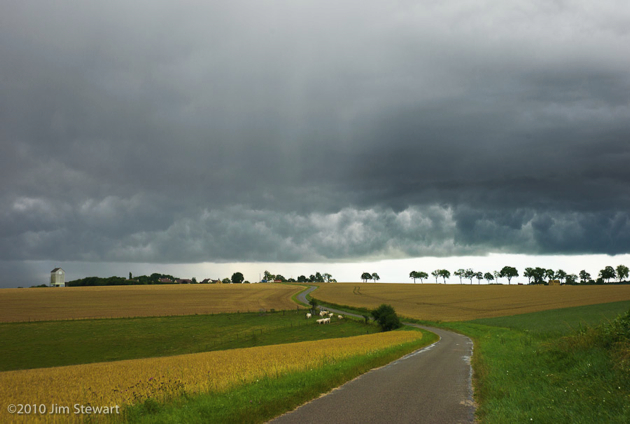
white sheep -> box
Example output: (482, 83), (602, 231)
(306, 313), (311, 319)
(338, 315), (343, 319)
(319, 310), (327, 317)
(328, 312), (334, 317)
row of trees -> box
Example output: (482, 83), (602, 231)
(361, 272), (380, 283)
(260, 270), (336, 283)
(406, 265), (630, 285)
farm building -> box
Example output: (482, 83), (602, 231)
(50, 268), (65, 287)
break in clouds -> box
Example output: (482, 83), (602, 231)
(1, 1), (630, 265)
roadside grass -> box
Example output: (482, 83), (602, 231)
(439, 301), (630, 423)
(311, 292), (630, 423)
(121, 328), (438, 424)
(0, 310), (377, 371)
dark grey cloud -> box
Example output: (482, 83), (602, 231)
(2, 1), (630, 268)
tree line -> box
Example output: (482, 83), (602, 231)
(403, 265), (630, 285)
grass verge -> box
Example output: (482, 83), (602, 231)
(120, 328), (438, 424)
(439, 301), (630, 423)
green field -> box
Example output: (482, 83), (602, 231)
(469, 300), (630, 336)
(0, 310), (377, 371)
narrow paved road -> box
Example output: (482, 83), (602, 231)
(274, 286), (476, 423)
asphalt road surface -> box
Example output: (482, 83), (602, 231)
(273, 285), (475, 424)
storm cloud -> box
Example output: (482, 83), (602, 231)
(2, 1), (630, 268)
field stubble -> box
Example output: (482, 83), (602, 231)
(0, 284), (303, 323)
(313, 283), (630, 321)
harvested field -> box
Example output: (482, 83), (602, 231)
(0, 284), (303, 323)
(313, 283), (630, 321)
(0, 330), (423, 423)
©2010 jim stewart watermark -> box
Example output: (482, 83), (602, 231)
(7, 403), (120, 415)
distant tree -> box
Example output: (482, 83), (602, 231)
(454, 269), (465, 285)
(579, 270), (591, 283)
(531, 267), (547, 284)
(309, 274), (316, 282)
(475, 272), (483, 284)
(524, 267), (534, 284)
(315, 272), (324, 283)
(372, 273), (380, 283)
(244, 280), (251, 284)
(484, 272), (494, 284)
(263, 270), (274, 282)
(554, 269), (567, 284)
(417, 271), (428, 284)
(599, 266), (616, 283)
(500, 266), (519, 285)
(323, 273), (333, 283)
(222, 277), (230, 284)
(371, 304), (402, 331)
(431, 270), (440, 284)
(287, 278), (296, 283)
(231, 272), (244, 284)
(192, 277), (198, 284)
(129, 272), (132, 280)
(565, 274), (578, 285)
(438, 269), (451, 284)
(493, 270), (501, 284)
(464, 269), (475, 284)
(616, 265), (629, 282)
(297, 275), (307, 283)
(545, 269), (555, 282)
(361, 272), (372, 283)
(410, 271), (419, 284)
(275, 274), (287, 282)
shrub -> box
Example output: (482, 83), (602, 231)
(371, 304), (402, 331)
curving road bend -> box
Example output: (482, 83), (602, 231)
(272, 286), (476, 423)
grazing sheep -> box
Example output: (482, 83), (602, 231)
(306, 313), (311, 319)
(319, 310), (328, 317)
(328, 312), (334, 317)
(316, 318), (331, 324)
(338, 315), (343, 319)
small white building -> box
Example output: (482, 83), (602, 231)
(50, 268), (65, 287)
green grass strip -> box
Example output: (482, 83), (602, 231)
(0, 310), (378, 371)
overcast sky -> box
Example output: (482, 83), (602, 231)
(2, 1), (630, 287)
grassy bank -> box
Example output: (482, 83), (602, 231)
(0, 310), (377, 371)
(440, 301), (630, 423)
(121, 328), (438, 424)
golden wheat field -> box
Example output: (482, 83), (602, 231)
(0, 330), (422, 423)
(313, 283), (630, 321)
(0, 284), (303, 323)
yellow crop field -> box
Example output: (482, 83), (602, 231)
(0, 284), (303, 323)
(313, 283), (630, 321)
(0, 330), (422, 423)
